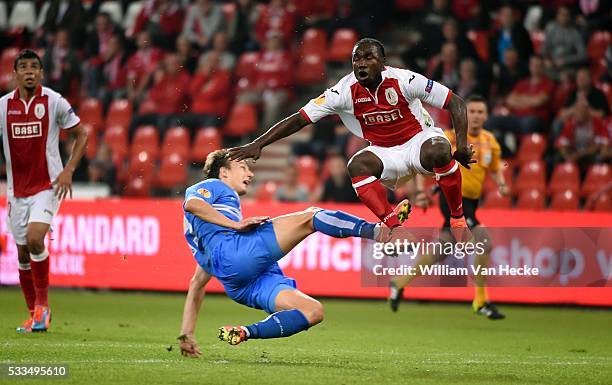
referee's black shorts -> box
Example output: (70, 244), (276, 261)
(439, 194), (480, 230)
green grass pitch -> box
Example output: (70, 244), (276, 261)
(1, 288), (611, 385)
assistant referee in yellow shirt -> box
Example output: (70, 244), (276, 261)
(389, 95), (510, 319)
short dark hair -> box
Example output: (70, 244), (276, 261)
(14, 49), (43, 70)
(465, 94), (487, 104)
(203, 149), (230, 179)
(354, 38), (385, 58)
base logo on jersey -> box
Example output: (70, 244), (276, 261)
(385, 88), (398, 105)
(198, 188), (211, 198)
(362, 109), (404, 125)
(314, 95), (326, 105)
(11, 122), (42, 138)
(34, 104), (46, 119)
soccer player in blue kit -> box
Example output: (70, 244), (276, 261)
(178, 149), (391, 357)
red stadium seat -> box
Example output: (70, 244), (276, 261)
(300, 28), (327, 59)
(0, 47), (19, 89)
(587, 192), (611, 212)
(467, 30), (489, 62)
(482, 189), (511, 209)
(328, 29), (358, 62)
(587, 31), (610, 63)
(548, 162), (579, 196)
(581, 163), (610, 197)
(296, 155), (319, 191)
(127, 151), (155, 180)
(296, 54), (326, 86)
(235, 52), (259, 81)
(256, 181), (278, 202)
(78, 98), (103, 132)
(513, 161), (546, 196)
(83, 124), (98, 159)
(395, 0), (426, 11)
(483, 166), (513, 194)
(550, 190), (579, 211)
(516, 133), (546, 165)
(155, 153), (187, 189)
(191, 127), (221, 163)
(106, 99), (132, 129)
(224, 103), (257, 137)
(123, 176), (151, 197)
(103, 124), (129, 166)
(161, 126), (190, 158)
(131, 125), (159, 159)
(516, 189), (545, 210)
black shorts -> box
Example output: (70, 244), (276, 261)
(439, 194), (480, 230)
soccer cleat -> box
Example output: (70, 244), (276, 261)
(16, 318), (33, 334)
(31, 305), (51, 332)
(474, 302), (505, 320)
(218, 326), (248, 345)
(388, 281), (404, 312)
(393, 199), (412, 225)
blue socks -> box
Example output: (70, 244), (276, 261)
(313, 209), (379, 239)
(245, 309), (310, 339)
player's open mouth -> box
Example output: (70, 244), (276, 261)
(358, 70), (368, 78)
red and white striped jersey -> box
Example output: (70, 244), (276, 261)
(300, 67), (452, 147)
(0, 85), (80, 198)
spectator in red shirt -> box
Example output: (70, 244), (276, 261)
(254, 31), (293, 128)
(189, 51), (233, 125)
(487, 56), (556, 155)
(132, 0), (184, 49)
(556, 98), (609, 172)
(255, 0), (295, 47)
(85, 33), (128, 110)
(126, 31), (165, 103)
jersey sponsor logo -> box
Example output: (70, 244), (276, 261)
(314, 95), (326, 105)
(425, 79), (434, 93)
(385, 88), (398, 105)
(355, 97), (372, 103)
(11, 122), (43, 138)
(362, 109), (404, 125)
(34, 103), (46, 119)
(197, 188), (211, 198)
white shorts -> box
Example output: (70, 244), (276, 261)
(7, 189), (60, 245)
(350, 127), (450, 189)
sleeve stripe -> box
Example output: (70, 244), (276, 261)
(299, 108), (312, 123)
(443, 90), (452, 109)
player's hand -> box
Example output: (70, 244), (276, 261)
(178, 334), (201, 358)
(232, 216), (270, 232)
(453, 144), (476, 169)
(53, 169), (74, 200)
(227, 142), (262, 162)
(498, 183), (511, 197)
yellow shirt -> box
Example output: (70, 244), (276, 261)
(444, 129), (501, 199)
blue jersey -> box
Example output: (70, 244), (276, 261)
(183, 179), (242, 270)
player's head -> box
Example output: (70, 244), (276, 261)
(203, 150), (253, 195)
(13, 49), (43, 91)
(465, 94), (488, 133)
(352, 38), (385, 87)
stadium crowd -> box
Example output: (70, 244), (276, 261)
(0, 0), (610, 210)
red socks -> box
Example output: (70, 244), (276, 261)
(30, 250), (50, 307)
(351, 176), (401, 227)
(434, 159), (464, 218)
(18, 265), (36, 316)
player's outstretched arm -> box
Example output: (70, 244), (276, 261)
(179, 265), (212, 358)
(184, 198), (269, 231)
(445, 93), (475, 169)
(54, 124), (88, 200)
(227, 112), (310, 161)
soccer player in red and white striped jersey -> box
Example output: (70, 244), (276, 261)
(0, 50), (88, 333)
(229, 38), (474, 238)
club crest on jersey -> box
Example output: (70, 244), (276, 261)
(34, 103), (45, 119)
(198, 188), (211, 198)
(385, 88), (398, 105)
(362, 109), (404, 125)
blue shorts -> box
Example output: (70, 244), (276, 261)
(200, 221), (296, 314)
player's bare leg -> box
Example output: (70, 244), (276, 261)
(26, 222), (52, 332)
(420, 137), (473, 243)
(16, 244), (35, 333)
